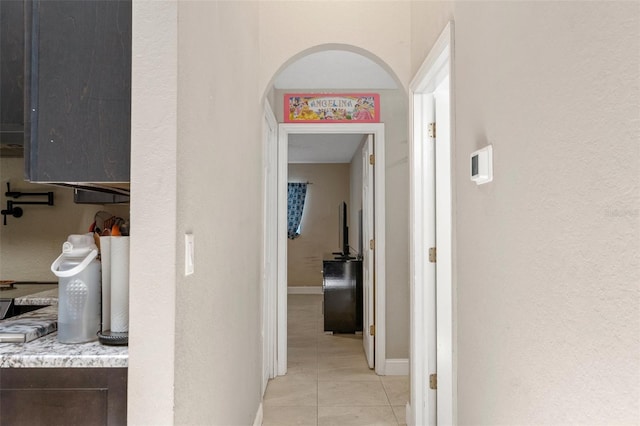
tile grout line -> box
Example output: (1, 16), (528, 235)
(315, 298), (324, 426)
(276, 295), (401, 425)
(381, 378), (404, 426)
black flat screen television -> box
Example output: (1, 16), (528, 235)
(333, 201), (352, 259)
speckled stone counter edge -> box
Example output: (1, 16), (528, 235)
(0, 332), (128, 368)
(14, 288), (59, 306)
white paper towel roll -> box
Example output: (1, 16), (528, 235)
(110, 236), (130, 332)
(99, 236), (111, 332)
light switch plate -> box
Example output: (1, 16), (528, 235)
(185, 233), (194, 276)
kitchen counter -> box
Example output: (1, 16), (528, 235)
(0, 304), (128, 368)
(0, 283), (58, 306)
(0, 330), (128, 368)
(14, 287), (58, 306)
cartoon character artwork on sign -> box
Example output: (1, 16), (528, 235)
(285, 94), (380, 123)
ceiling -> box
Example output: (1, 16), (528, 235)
(274, 50), (397, 90)
(277, 50), (396, 163)
(288, 133), (366, 164)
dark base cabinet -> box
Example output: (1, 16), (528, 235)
(323, 259), (363, 333)
(0, 368), (127, 426)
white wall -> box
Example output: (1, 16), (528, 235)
(129, 1), (639, 423)
(128, 1), (178, 424)
(129, 2), (413, 422)
(131, 2), (263, 424)
(174, 1), (262, 425)
(411, 1), (640, 423)
(258, 1), (412, 97)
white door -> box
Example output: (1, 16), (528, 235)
(434, 76), (453, 425)
(425, 97), (438, 426)
(362, 134), (375, 368)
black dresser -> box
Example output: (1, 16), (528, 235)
(322, 258), (363, 333)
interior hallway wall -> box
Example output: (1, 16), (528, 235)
(258, 2), (412, 97)
(130, 2), (415, 422)
(287, 163), (350, 287)
(128, 1), (178, 424)
(173, 1), (262, 425)
(131, 1), (262, 425)
(411, 2), (640, 423)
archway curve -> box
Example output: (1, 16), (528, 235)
(261, 43), (408, 104)
(261, 40), (410, 384)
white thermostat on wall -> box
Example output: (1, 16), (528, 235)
(470, 145), (493, 185)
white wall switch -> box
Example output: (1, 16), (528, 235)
(470, 145), (493, 185)
(185, 233), (194, 276)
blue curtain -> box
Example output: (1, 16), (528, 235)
(287, 183), (308, 239)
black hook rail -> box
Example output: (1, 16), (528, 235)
(1, 182), (54, 225)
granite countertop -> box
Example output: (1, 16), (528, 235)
(0, 300), (128, 368)
(0, 305), (57, 343)
(0, 331), (128, 368)
(14, 287), (58, 306)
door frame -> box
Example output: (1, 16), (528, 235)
(361, 134), (375, 369)
(274, 122), (387, 376)
(261, 100), (278, 395)
(409, 21), (456, 426)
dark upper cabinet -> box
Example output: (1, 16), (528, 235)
(25, 0), (131, 183)
(0, 0), (26, 157)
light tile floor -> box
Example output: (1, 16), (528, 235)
(263, 295), (408, 426)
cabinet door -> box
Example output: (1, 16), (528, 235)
(0, 368), (127, 426)
(323, 260), (360, 333)
(0, 0), (25, 154)
(1, 389), (108, 426)
(26, 0), (131, 183)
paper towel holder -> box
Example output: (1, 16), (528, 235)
(97, 330), (128, 346)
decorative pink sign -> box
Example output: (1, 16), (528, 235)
(284, 93), (380, 123)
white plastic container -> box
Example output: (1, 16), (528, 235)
(51, 234), (101, 343)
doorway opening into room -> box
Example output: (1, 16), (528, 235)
(276, 123), (386, 378)
(261, 49), (407, 423)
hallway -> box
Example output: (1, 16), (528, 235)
(262, 295), (408, 426)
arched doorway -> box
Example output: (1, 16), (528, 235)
(261, 45), (410, 384)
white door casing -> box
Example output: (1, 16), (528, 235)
(409, 88), (437, 426)
(409, 21), (455, 426)
(262, 101), (278, 395)
(275, 122), (387, 376)
(362, 134), (375, 368)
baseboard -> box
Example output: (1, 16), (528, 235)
(253, 402), (263, 426)
(287, 286), (323, 295)
(405, 402), (412, 426)
(384, 358), (409, 375)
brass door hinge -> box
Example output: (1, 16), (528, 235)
(369, 324), (375, 336)
(429, 247), (437, 263)
(428, 122), (436, 139)
(369, 154), (375, 165)
(370, 239), (375, 250)
(429, 373), (437, 390)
